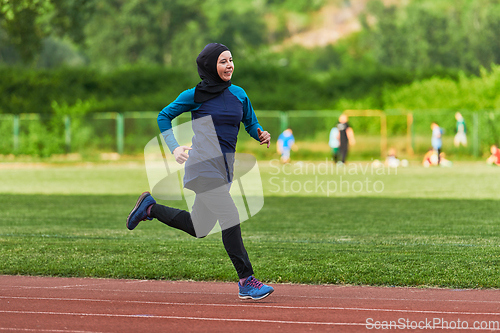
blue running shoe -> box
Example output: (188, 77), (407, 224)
(126, 192), (156, 230)
(238, 276), (274, 300)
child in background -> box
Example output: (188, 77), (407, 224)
(385, 148), (400, 168)
(329, 126), (340, 162)
(431, 122), (443, 165)
(277, 128), (296, 163)
(454, 112), (467, 147)
(439, 152), (453, 167)
(336, 114), (356, 165)
(487, 145), (500, 166)
(423, 148), (438, 167)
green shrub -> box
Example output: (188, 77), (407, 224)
(1, 64), (499, 157)
(382, 65), (500, 110)
(0, 66), (196, 115)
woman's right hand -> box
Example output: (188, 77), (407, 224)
(173, 146), (192, 164)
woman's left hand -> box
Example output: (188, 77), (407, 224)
(257, 128), (271, 148)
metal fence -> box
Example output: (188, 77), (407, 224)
(0, 109), (498, 158)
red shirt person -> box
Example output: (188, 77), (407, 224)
(487, 145), (500, 166)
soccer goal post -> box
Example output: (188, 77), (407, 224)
(343, 109), (414, 158)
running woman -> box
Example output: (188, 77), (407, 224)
(126, 43), (274, 300)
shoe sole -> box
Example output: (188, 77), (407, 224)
(238, 289), (274, 300)
(126, 191), (151, 230)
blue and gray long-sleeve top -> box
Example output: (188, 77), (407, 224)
(157, 85), (262, 187)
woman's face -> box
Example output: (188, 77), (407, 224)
(217, 50), (233, 82)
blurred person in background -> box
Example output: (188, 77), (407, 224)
(438, 152), (453, 167)
(336, 114), (355, 165)
(487, 145), (500, 166)
(385, 148), (400, 168)
(277, 128), (297, 163)
(422, 147), (441, 167)
(422, 147), (436, 167)
(431, 122), (443, 165)
(126, 43), (274, 301)
(454, 112), (467, 147)
(329, 125), (340, 162)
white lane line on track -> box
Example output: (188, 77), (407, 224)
(0, 328), (100, 333)
(1, 286), (499, 305)
(43, 280), (148, 289)
(0, 310), (364, 326)
(1, 295), (499, 316)
(0, 280), (149, 290)
(1, 310), (499, 331)
(0, 284), (105, 290)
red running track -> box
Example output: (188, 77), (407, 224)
(1, 275), (500, 332)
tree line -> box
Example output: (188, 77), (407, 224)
(2, 0), (500, 75)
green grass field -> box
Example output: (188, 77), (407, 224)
(1, 160), (499, 288)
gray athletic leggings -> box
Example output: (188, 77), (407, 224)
(149, 177), (254, 279)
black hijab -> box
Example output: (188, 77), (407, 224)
(194, 43), (231, 103)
